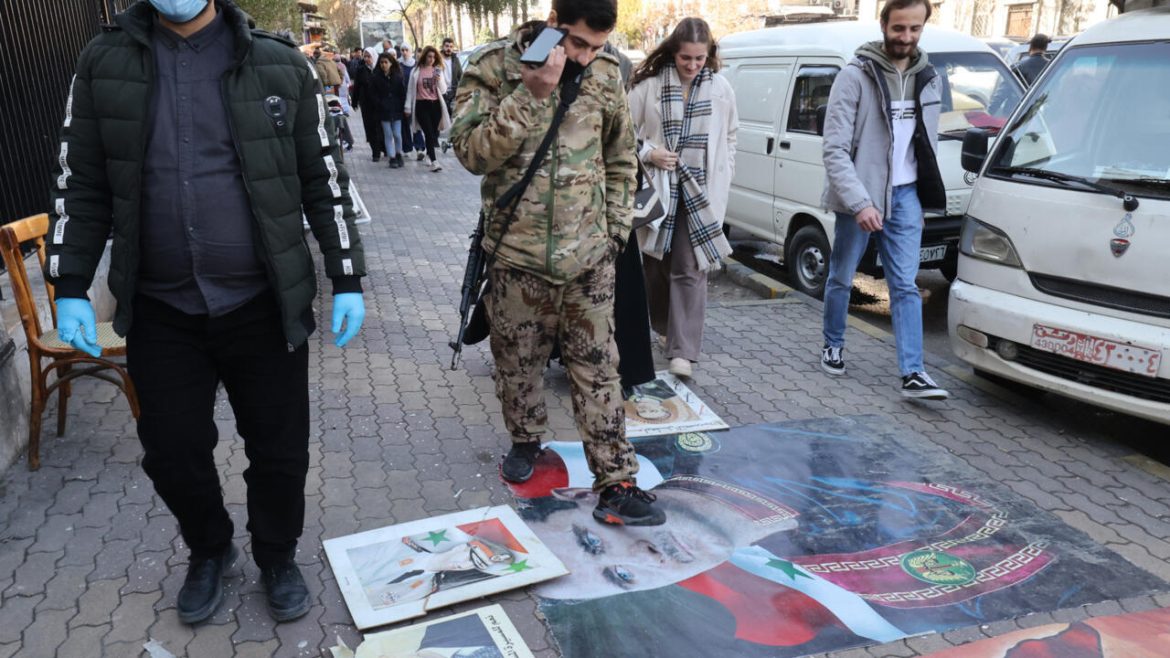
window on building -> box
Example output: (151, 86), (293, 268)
(1006, 4), (1034, 38)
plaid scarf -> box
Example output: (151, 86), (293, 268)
(657, 65), (731, 270)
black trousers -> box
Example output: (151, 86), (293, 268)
(126, 293), (310, 567)
(415, 99), (442, 162)
(360, 104), (384, 156)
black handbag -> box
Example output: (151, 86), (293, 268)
(633, 157), (666, 230)
(461, 72), (586, 347)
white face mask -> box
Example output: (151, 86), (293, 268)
(149, 0), (209, 23)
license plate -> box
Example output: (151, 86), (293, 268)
(1030, 324), (1163, 378)
(876, 244), (948, 267)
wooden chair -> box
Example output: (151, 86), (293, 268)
(0, 214), (139, 470)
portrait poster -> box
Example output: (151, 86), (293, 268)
(335, 604), (535, 658)
(922, 607), (1170, 657)
(324, 506), (568, 629)
(503, 417), (1166, 658)
(360, 20), (404, 50)
(623, 372), (728, 438)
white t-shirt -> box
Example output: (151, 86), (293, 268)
(890, 98), (918, 187)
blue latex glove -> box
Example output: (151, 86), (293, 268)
(56, 298), (102, 358)
(331, 292), (366, 348)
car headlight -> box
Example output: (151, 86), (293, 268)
(959, 216), (1022, 267)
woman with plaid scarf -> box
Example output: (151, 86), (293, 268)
(629, 18), (738, 379)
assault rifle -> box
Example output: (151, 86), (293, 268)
(449, 211), (487, 370)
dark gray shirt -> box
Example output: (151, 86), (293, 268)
(138, 9), (268, 316)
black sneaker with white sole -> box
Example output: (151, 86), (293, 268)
(901, 372), (950, 400)
(821, 345), (845, 376)
(594, 482), (666, 526)
(501, 442), (543, 483)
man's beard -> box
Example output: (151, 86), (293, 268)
(883, 35), (915, 61)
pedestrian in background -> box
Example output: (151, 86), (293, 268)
(405, 45), (450, 173)
(353, 47), (386, 161)
(47, 0), (367, 624)
(452, 0), (665, 526)
(820, 0), (949, 399)
(372, 52), (407, 168)
(440, 37), (463, 116)
(334, 52), (355, 151)
(1012, 33), (1051, 85)
(628, 17), (737, 379)
(398, 43), (427, 160)
(314, 45), (342, 94)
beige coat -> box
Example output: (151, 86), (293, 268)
(627, 71), (738, 259)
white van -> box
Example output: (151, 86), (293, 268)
(950, 7), (1170, 424)
(718, 22), (1025, 297)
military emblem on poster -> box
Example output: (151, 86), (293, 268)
(623, 372), (728, 438)
(324, 506), (567, 629)
(505, 417), (1165, 658)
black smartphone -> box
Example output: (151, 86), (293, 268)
(519, 26), (567, 67)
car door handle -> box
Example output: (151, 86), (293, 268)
(766, 136), (775, 154)
(779, 141), (792, 150)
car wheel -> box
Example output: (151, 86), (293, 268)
(940, 258), (958, 282)
(787, 225), (831, 299)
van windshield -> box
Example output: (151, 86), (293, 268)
(987, 42), (1170, 200)
(930, 51), (1024, 138)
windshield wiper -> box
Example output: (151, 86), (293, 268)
(991, 166), (1140, 210)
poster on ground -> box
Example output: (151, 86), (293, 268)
(324, 506), (568, 629)
(623, 372), (727, 438)
(504, 417), (1166, 658)
(331, 604), (535, 658)
(922, 606), (1170, 657)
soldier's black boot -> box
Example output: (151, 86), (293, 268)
(594, 482), (666, 526)
(501, 442), (543, 483)
(261, 558), (311, 622)
(177, 543), (238, 624)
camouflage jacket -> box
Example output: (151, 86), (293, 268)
(450, 27), (637, 284)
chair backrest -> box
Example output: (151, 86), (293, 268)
(0, 214), (53, 344)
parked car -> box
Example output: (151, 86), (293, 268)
(981, 37), (1022, 62)
(717, 22), (1025, 297)
(950, 7), (1170, 424)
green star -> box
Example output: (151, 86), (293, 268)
(425, 530), (448, 546)
(766, 559), (811, 581)
(507, 560), (532, 573)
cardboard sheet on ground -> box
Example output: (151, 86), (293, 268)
(921, 606), (1170, 657)
(324, 506), (568, 629)
(503, 417), (1168, 658)
(623, 372), (727, 438)
(328, 604), (535, 658)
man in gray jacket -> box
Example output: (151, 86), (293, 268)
(819, 0), (949, 399)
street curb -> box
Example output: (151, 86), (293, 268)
(722, 257), (795, 300)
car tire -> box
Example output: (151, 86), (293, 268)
(787, 225), (831, 299)
(940, 258), (958, 282)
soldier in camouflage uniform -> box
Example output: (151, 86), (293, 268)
(451, 0), (664, 526)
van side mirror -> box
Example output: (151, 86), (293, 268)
(816, 105), (827, 136)
(962, 128), (989, 174)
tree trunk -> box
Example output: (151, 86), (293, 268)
(522, 0), (529, 21)
(455, 3), (463, 46)
(492, 11), (500, 38)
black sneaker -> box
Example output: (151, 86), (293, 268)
(901, 371), (950, 400)
(177, 543), (238, 624)
(594, 482), (666, 526)
(260, 559), (311, 622)
(821, 344), (845, 376)
(416, 151), (425, 162)
(501, 442), (543, 483)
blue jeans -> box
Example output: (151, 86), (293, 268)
(822, 183), (924, 376)
(381, 120), (403, 158)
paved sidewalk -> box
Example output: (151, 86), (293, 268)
(2, 120), (1169, 658)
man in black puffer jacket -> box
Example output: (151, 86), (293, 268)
(46, 0), (367, 624)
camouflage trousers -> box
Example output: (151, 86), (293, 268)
(486, 255), (640, 491)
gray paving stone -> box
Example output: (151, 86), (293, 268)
(70, 578), (126, 629)
(8, 549), (61, 597)
(18, 607), (71, 657)
(40, 564), (89, 612)
(55, 623), (110, 658)
(105, 590), (162, 645)
(0, 594), (42, 644)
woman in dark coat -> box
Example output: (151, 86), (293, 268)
(370, 52), (408, 168)
(351, 48), (385, 162)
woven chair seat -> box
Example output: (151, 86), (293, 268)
(39, 322), (126, 351)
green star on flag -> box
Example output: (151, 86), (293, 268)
(425, 530), (448, 546)
(766, 558), (811, 580)
(507, 560), (532, 573)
